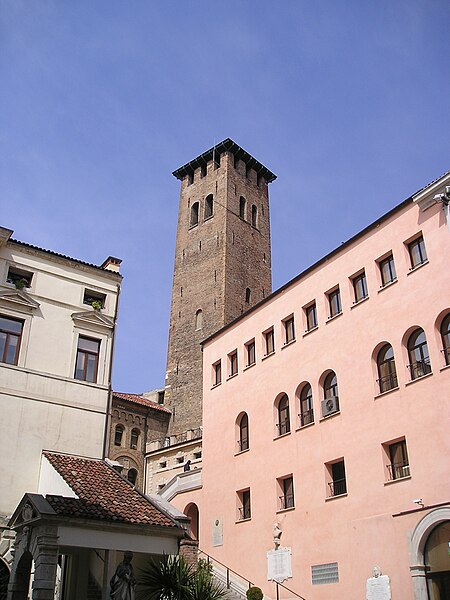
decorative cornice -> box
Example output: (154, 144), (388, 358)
(71, 309), (114, 330)
(0, 288), (40, 311)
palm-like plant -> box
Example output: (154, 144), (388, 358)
(137, 555), (226, 600)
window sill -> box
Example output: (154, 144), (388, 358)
(351, 296), (369, 309)
(378, 278), (397, 293)
(262, 351), (275, 361)
(374, 386), (399, 399)
(325, 492), (348, 502)
(204, 215), (214, 222)
(235, 448), (250, 457)
(319, 411), (341, 422)
(405, 372), (433, 386)
(276, 506), (295, 514)
(243, 362), (256, 372)
(303, 325), (318, 337)
(296, 421), (315, 431)
(188, 223), (199, 231)
(227, 373), (238, 381)
(407, 259), (429, 275)
(384, 475), (411, 486)
(273, 431), (291, 441)
(326, 311), (343, 323)
(281, 338), (296, 349)
(440, 364), (450, 372)
(235, 518), (251, 524)
(211, 382), (222, 390)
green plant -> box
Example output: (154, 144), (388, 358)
(246, 587), (263, 600)
(91, 300), (102, 310)
(14, 278), (28, 290)
(137, 554), (226, 600)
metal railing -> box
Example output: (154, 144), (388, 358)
(238, 506), (251, 520)
(198, 549), (307, 600)
(276, 420), (290, 435)
(407, 359), (431, 380)
(279, 494), (294, 510)
(153, 427), (203, 450)
(387, 460), (410, 480)
(328, 478), (347, 497)
(376, 373), (398, 394)
(441, 346), (450, 366)
(299, 409), (314, 426)
(237, 438), (249, 452)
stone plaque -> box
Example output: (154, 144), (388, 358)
(267, 547), (292, 583)
(212, 518), (223, 547)
(366, 574), (391, 600)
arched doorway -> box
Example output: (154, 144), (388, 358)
(425, 521), (450, 599)
(184, 503), (199, 540)
(0, 558), (10, 600)
(409, 508), (450, 600)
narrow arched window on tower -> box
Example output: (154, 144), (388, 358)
(195, 309), (203, 330)
(204, 194), (214, 219)
(245, 288), (251, 304)
(251, 205), (258, 228)
(190, 202), (199, 227)
(239, 196), (246, 220)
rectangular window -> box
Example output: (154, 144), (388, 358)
(213, 360), (222, 386)
(228, 351), (238, 377)
(6, 267), (33, 289)
(74, 336), (100, 383)
(283, 316), (295, 344)
(237, 489), (251, 520)
(352, 271), (368, 303)
(245, 339), (255, 367)
(379, 253), (397, 287)
(83, 289), (106, 309)
(264, 328), (275, 355)
(0, 315), (24, 365)
(305, 302), (317, 332)
(386, 439), (410, 480)
(326, 459), (347, 497)
(327, 287), (342, 318)
(278, 475), (295, 510)
(408, 235), (428, 269)
(311, 563), (339, 585)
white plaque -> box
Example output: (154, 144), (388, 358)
(212, 518), (223, 547)
(366, 574), (391, 600)
(267, 547), (292, 582)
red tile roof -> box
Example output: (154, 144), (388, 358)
(113, 392), (171, 414)
(43, 452), (178, 527)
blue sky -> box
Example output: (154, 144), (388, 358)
(1, 0), (449, 392)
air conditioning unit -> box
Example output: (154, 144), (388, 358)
(321, 397), (339, 417)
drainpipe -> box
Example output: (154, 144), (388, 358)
(102, 280), (121, 459)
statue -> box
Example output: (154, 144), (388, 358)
(273, 522), (282, 550)
(110, 551), (136, 600)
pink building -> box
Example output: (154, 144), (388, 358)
(172, 172), (450, 599)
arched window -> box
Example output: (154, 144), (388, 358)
(130, 428), (140, 450)
(245, 288), (251, 304)
(376, 344), (398, 393)
(195, 309), (203, 330)
(277, 394), (290, 436)
(299, 384), (314, 426)
(322, 371), (339, 416)
(440, 314), (450, 366)
(407, 328), (431, 380)
(239, 196), (246, 219)
(127, 468), (137, 485)
(114, 425), (124, 447)
(204, 194), (214, 219)
(190, 202), (199, 227)
(237, 413), (249, 451)
(251, 205), (258, 228)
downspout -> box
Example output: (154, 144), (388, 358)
(102, 279), (121, 459)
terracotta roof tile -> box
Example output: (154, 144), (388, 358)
(43, 452), (177, 528)
(113, 392), (171, 414)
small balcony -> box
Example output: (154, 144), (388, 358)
(387, 460), (410, 481)
(328, 478), (347, 497)
(376, 373), (398, 394)
(279, 494), (295, 510)
(407, 359), (431, 380)
(276, 420), (290, 436)
(299, 409), (314, 426)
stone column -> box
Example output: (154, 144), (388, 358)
(30, 525), (59, 600)
(6, 527), (32, 600)
(179, 538), (199, 566)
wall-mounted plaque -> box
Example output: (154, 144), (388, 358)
(267, 547), (292, 583)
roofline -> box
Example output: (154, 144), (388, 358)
(9, 239), (123, 279)
(113, 392), (172, 414)
(172, 138), (277, 184)
(201, 170), (450, 346)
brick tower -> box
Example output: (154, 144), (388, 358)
(165, 139), (276, 434)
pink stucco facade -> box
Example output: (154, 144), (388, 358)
(173, 174), (450, 599)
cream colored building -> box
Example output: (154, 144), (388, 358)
(0, 226), (122, 566)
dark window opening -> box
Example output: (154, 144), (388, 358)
(114, 425), (123, 446)
(245, 288), (251, 304)
(408, 235), (427, 269)
(327, 288), (342, 318)
(277, 394), (290, 435)
(204, 194), (214, 219)
(213, 361), (222, 386)
(0, 315), (23, 365)
(127, 468), (138, 485)
(305, 303), (317, 331)
(239, 196), (246, 219)
(238, 489), (251, 520)
(238, 413), (249, 451)
(441, 314), (450, 366)
(352, 272), (368, 303)
(379, 254), (397, 287)
(299, 384), (314, 426)
(284, 316), (295, 344)
(83, 289), (106, 309)
(264, 328), (275, 355)
(279, 476), (294, 510)
(6, 267), (33, 289)
(387, 440), (410, 480)
(328, 460), (347, 497)
(251, 205), (258, 228)
(201, 164), (207, 178)
(74, 336), (100, 383)
(130, 429), (140, 450)
(376, 344), (398, 393)
(190, 202), (199, 227)
(246, 340), (255, 367)
(407, 328), (431, 379)
(229, 351), (238, 377)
